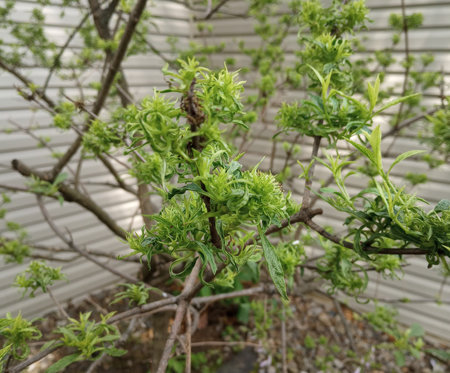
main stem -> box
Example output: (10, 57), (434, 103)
(156, 259), (202, 373)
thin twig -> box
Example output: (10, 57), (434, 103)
(333, 298), (356, 351)
(305, 218), (428, 255)
(192, 285), (265, 305)
(36, 195), (140, 283)
(185, 310), (192, 373)
(392, 0), (411, 130)
(98, 154), (137, 195)
(191, 341), (260, 348)
(86, 317), (137, 373)
(281, 307), (287, 373)
(12, 159), (127, 239)
(29, 253), (79, 262)
(156, 259), (202, 373)
(383, 108), (437, 143)
(0, 184), (39, 194)
(0, 58), (55, 109)
(43, 12), (91, 93)
(50, 0), (149, 179)
(47, 288), (70, 319)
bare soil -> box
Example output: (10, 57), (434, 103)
(20, 287), (450, 373)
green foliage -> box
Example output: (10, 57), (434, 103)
(0, 344), (11, 371)
(26, 173), (68, 204)
(250, 299), (276, 339)
(276, 71), (404, 141)
(389, 12), (424, 30)
(53, 102), (77, 130)
(0, 312), (41, 361)
(375, 50), (396, 68)
(316, 242), (369, 297)
(405, 172), (428, 186)
(129, 152), (176, 186)
(423, 106), (450, 159)
(168, 351), (223, 373)
(14, 261), (67, 297)
(0, 238), (30, 264)
(276, 240), (305, 281)
(48, 312), (125, 372)
(316, 126), (449, 270)
(0, 1), (447, 370)
(361, 305), (425, 367)
(111, 283), (154, 306)
(82, 119), (121, 155)
(259, 226), (288, 301)
(426, 348), (450, 363)
(126, 91), (183, 156)
(0, 194), (31, 264)
(123, 60), (297, 297)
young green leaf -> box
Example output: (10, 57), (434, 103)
(167, 183), (206, 199)
(347, 139), (377, 167)
(368, 126), (383, 172)
(387, 150), (426, 175)
(45, 353), (81, 373)
(106, 347), (127, 357)
(373, 93), (421, 116)
(258, 225), (288, 301)
(367, 75), (380, 112)
(307, 64), (325, 86)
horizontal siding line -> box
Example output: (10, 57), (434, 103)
(6, 20), (191, 37)
(208, 47), (450, 54)
(0, 42), (188, 54)
(205, 2), (450, 21)
(13, 0), (191, 20)
(0, 35), (191, 53)
(0, 222), (138, 277)
(0, 65), (170, 73)
(0, 262), (140, 317)
(0, 79), (168, 91)
(0, 239), (132, 284)
(209, 50), (450, 58)
(1, 202), (140, 243)
(195, 24), (450, 38)
(0, 80), (169, 91)
(2, 192), (137, 229)
(366, 1), (450, 9)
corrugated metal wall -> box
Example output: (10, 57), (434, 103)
(0, 0), (192, 318)
(198, 0), (450, 342)
(1, 0), (449, 343)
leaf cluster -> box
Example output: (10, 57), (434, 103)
(48, 312), (125, 372)
(317, 127), (450, 270)
(0, 195), (30, 264)
(26, 173), (68, 204)
(111, 283), (155, 306)
(0, 312), (41, 361)
(422, 105), (450, 160)
(299, 0), (369, 37)
(122, 60), (298, 299)
(14, 260), (67, 297)
(361, 305), (425, 367)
